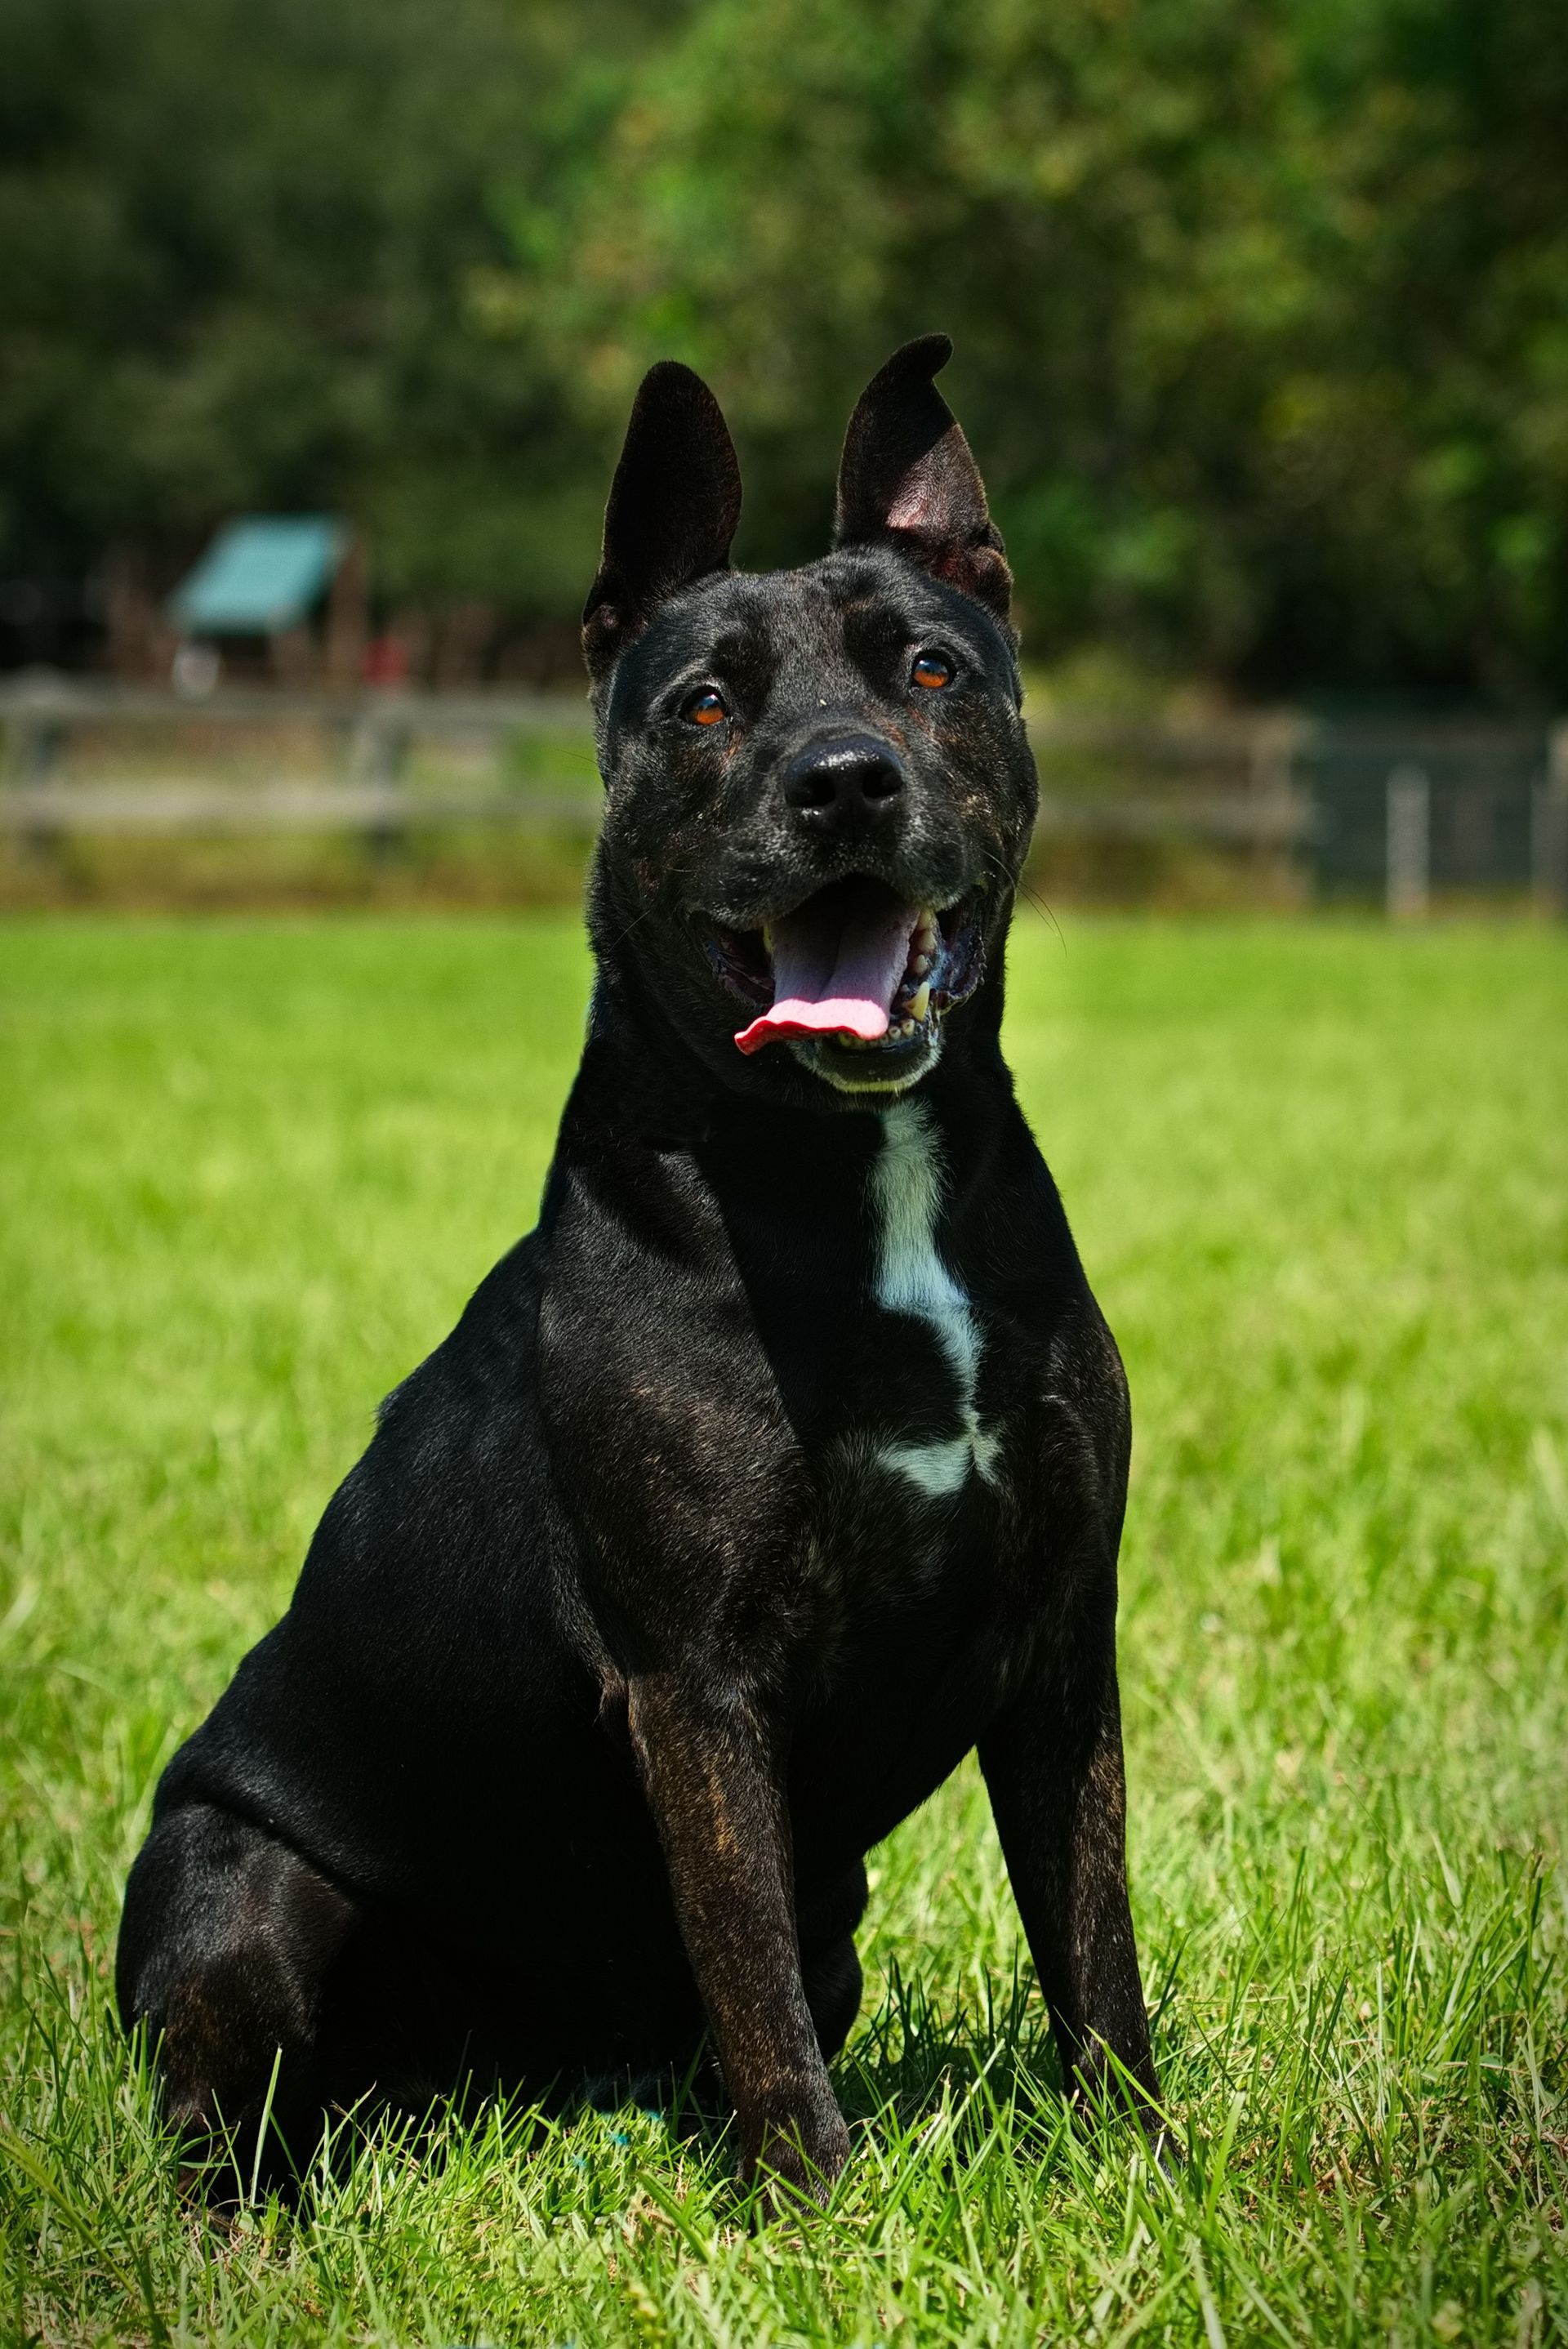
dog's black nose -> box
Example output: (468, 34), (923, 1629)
(782, 735), (905, 829)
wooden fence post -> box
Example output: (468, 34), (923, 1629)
(6, 683), (68, 859)
(350, 699), (411, 862)
(1533, 725), (1568, 916)
(1249, 713), (1304, 887)
(1386, 764), (1430, 920)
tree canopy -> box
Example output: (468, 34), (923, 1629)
(3, 0), (1565, 693)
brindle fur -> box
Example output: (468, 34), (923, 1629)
(118, 337), (1166, 2203)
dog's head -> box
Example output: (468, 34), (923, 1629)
(583, 336), (1037, 1106)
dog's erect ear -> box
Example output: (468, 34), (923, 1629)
(833, 334), (1011, 621)
(582, 362), (742, 680)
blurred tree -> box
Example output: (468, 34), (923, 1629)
(0, 0), (661, 651)
(513, 0), (1568, 695)
(2, 0), (1565, 692)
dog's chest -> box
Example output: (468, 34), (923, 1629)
(844, 1098), (1000, 1503)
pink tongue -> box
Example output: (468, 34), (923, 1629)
(735, 890), (917, 1055)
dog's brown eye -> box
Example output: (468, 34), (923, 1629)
(911, 652), (953, 691)
(683, 687), (728, 728)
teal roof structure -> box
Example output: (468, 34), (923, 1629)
(168, 516), (346, 633)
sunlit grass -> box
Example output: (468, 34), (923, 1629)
(2, 914), (1565, 2345)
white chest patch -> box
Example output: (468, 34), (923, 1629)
(867, 1099), (1000, 1496)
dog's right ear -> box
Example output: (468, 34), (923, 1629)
(581, 362), (742, 683)
(834, 334), (1011, 622)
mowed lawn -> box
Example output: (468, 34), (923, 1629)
(2, 914), (1565, 2348)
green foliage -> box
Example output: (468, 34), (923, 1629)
(4, 0), (1567, 686)
(527, 0), (1568, 691)
(2, 915), (1566, 2341)
(0, 0), (657, 614)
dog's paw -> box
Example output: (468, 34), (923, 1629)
(1144, 2116), (1186, 2181)
(743, 2098), (850, 2215)
(1068, 2064), (1184, 2180)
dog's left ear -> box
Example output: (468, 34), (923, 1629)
(582, 361), (743, 682)
(834, 334), (1011, 622)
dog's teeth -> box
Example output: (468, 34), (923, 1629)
(761, 924), (773, 953)
(908, 952), (933, 980)
(908, 983), (930, 1023)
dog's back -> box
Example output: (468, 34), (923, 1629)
(118, 338), (1167, 2200)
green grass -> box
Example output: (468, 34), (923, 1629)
(2, 914), (1565, 2347)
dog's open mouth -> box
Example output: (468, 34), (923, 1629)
(705, 877), (982, 1061)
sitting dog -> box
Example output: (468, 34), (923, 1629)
(118, 336), (1165, 2200)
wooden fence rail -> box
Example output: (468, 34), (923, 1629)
(2, 678), (1564, 907)
(0, 781), (1314, 844)
(0, 782), (598, 835)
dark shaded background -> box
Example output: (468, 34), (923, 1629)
(4, 0), (1566, 697)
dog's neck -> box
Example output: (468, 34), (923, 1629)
(564, 947), (1015, 1172)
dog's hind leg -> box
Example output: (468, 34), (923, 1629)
(978, 1645), (1166, 2147)
(116, 1802), (356, 2186)
(802, 1936), (862, 2065)
(799, 1861), (868, 2065)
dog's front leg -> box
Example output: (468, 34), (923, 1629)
(627, 1670), (848, 2203)
(978, 1631), (1169, 2151)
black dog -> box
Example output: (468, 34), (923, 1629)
(118, 336), (1165, 2200)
